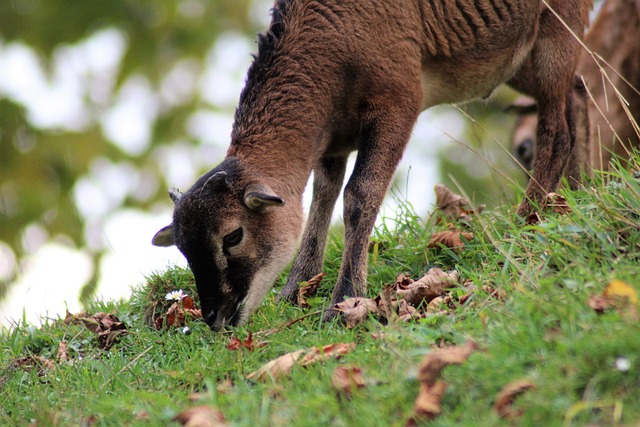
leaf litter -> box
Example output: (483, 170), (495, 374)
(493, 379), (536, 419)
(64, 310), (128, 350)
(335, 267), (470, 328)
(154, 295), (202, 330)
(408, 341), (478, 425)
(298, 272), (325, 308)
(173, 405), (227, 427)
(247, 343), (355, 382)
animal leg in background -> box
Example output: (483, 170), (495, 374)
(510, 6), (585, 216)
(278, 155), (348, 303)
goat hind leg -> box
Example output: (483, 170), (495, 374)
(278, 155), (347, 304)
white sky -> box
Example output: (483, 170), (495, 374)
(0, 6), (462, 328)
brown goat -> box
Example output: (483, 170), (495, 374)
(153, 0), (591, 330)
(511, 0), (640, 172)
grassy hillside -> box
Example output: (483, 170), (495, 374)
(1, 156), (639, 426)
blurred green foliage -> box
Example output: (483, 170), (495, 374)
(0, 0), (260, 299)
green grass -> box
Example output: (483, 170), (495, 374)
(1, 156), (639, 427)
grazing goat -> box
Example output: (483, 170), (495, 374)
(511, 0), (640, 172)
(153, 0), (591, 330)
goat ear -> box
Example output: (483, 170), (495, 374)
(244, 184), (284, 211)
(152, 224), (175, 247)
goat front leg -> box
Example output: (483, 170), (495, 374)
(325, 105), (418, 321)
(278, 155), (347, 304)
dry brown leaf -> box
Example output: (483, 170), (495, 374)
(298, 342), (356, 366)
(64, 311), (128, 350)
(335, 297), (378, 328)
(409, 341), (478, 424)
(416, 341), (478, 385)
(226, 332), (264, 352)
(376, 285), (396, 320)
(397, 299), (421, 322)
(247, 343), (355, 382)
(188, 392), (209, 402)
(397, 268), (459, 307)
(57, 340), (68, 362)
(155, 299), (202, 330)
(428, 231), (473, 253)
(173, 405), (227, 427)
(526, 211), (542, 225)
(482, 285), (507, 301)
(494, 379), (536, 419)
(588, 280), (639, 320)
(226, 337), (242, 351)
(11, 355), (56, 376)
(434, 184), (483, 220)
(298, 272), (325, 308)
(409, 380), (448, 423)
(546, 192), (572, 215)
(331, 365), (366, 398)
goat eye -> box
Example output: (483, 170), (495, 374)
(223, 228), (243, 249)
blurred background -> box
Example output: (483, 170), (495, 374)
(0, 0), (525, 327)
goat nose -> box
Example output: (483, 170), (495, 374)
(202, 309), (219, 330)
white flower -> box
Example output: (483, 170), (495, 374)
(615, 356), (631, 372)
(165, 289), (187, 301)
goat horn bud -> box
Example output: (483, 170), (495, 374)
(168, 188), (182, 205)
(202, 171), (229, 193)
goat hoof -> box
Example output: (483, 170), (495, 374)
(321, 307), (343, 324)
(276, 287), (299, 305)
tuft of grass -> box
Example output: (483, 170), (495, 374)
(1, 154), (639, 426)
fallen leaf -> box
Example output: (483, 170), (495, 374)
(434, 185), (484, 220)
(332, 365), (366, 398)
(188, 392), (209, 402)
(397, 268), (459, 307)
(397, 299), (421, 322)
(482, 285), (507, 301)
(546, 192), (572, 215)
(376, 285), (397, 320)
(603, 280), (638, 305)
(57, 340), (68, 362)
(335, 297), (378, 328)
(173, 405), (227, 427)
(298, 342), (356, 366)
(226, 337), (242, 351)
(409, 380), (448, 423)
(526, 211), (542, 225)
(298, 272), (325, 308)
(247, 350), (307, 382)
(416, 341), (478, 385)
(409, 341), (478, 424)
(216, 379), (234, 395)
(64, 311), (128, 350)
(589, 280), (639, 319)
(428, 231), (473, 252)
(226, 332), (264, 352)
(8, 355), (56, 378)
(494, 379), (536, 419)
(247, 343), (355, 382)
(155, 300), (202, 330)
